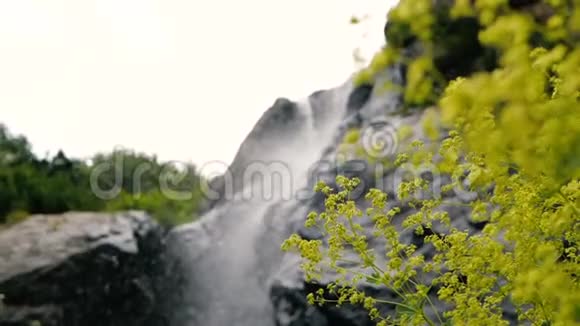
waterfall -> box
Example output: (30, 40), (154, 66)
(165, 80), (354, 326)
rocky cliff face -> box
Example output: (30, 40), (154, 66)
(159, 59), (487, 325)
(0, 211), (166, 326)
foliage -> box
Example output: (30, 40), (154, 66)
(0, 128), (103, 220)
(0, 126), (204, 226)
(284, 1), (580, 325)
(4, 210), (31, 225)
(93, 148), (204, 226)
(105, 190), (198, 227)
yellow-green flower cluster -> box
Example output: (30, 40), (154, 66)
(283, 1), (579, 325)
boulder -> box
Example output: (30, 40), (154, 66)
(0, 211), (166, 326)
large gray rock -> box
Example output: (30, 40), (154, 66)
(0, 211), (166, 326)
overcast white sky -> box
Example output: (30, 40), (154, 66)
(0, 0), (396, 173)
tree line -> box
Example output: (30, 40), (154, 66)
(0, 124), (205, 226)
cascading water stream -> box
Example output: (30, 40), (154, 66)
(165, 80), (353, 326)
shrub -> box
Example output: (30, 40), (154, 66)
(105, 189), (201, 227)
(283, 1), (579, 325)
(5, 210), (30, 225)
